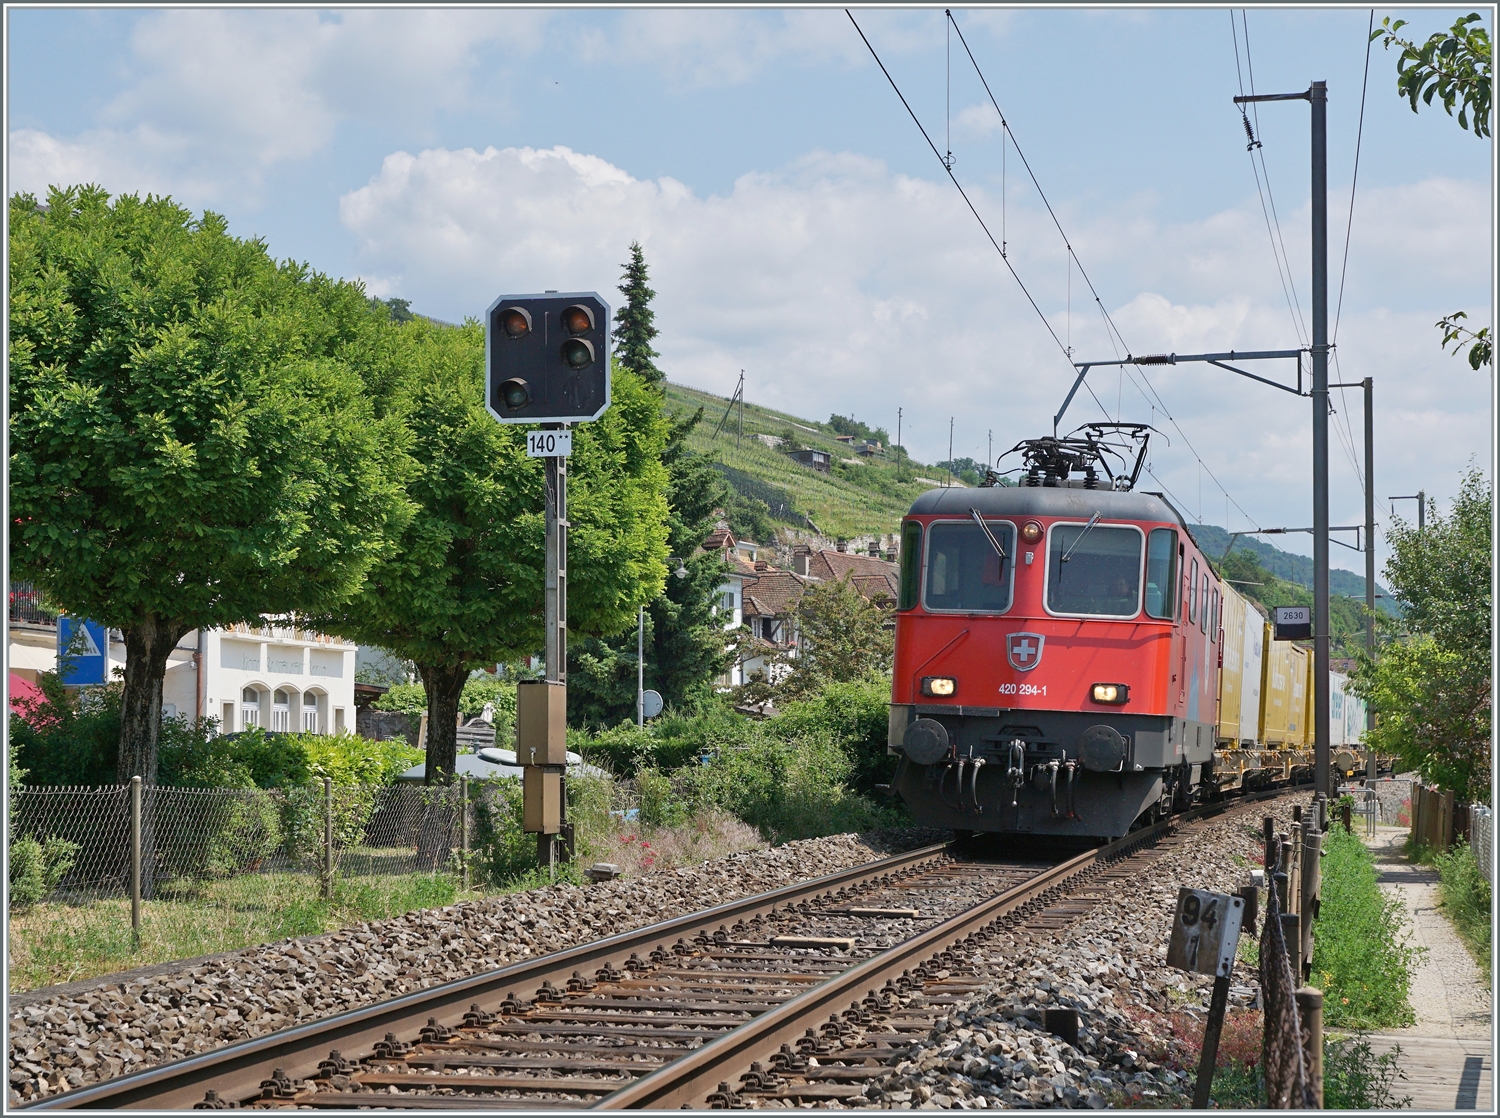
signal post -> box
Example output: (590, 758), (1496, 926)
(485, 291), (611, 870)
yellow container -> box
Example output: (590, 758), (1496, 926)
(1286, 644), (1310, 747)
(1259, 624), (1295, 746)
(1217, 584), (1249, 745)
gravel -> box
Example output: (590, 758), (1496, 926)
(849, 797), (1306, 1109)
(7, 828), (940, 1103)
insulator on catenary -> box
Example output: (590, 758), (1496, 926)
(1134, 354), (1175, 365)
(1242, 115), (1261, 151)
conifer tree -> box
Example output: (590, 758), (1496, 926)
(612, 241), (663, 384)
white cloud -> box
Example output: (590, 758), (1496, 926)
(338, 142), (1491, 549)
(6, 9), (549, 204)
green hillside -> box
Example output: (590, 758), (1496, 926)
(663, 381), (950, 540)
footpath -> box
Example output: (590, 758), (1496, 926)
(1360, 825), (1493, 1110)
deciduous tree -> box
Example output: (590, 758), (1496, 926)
(1353, 469), (1491, 802)
(785, 576), (893, 696)
(8, 186), (410, 781)
(314, 318), (670, 781)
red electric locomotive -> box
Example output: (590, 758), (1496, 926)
(889, 426), (1222, 839)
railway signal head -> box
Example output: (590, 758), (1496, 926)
(485, 292), (612, 424)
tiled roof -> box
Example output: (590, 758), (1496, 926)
(807, 550), (900, 600)
(740, 569), (820, 617)
(702, 527), (736, 552)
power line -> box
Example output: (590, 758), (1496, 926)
(946, 9), (1262, 532)
(845, 8), (1112, 422)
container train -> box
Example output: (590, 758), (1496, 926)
(887, 425), (1368, 840)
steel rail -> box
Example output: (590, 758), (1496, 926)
(595, 790), (1285, 1109)
(20, 843), (954, 1110)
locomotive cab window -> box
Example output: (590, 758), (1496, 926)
(923, 519), (1016, 612)
(898, 520), (923, 610)
(1144, 528), (1178, 619)
(1045, 523), (1143, 617)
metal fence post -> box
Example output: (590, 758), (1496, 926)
(321, 776), (333, 900)
(130, 776), (142, 949)
(459, 776), (469, 892)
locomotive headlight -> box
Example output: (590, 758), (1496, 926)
(1090, 683), (1129, 705)
(1020, 520), (1043, 544)
(921, 676), (957, 697)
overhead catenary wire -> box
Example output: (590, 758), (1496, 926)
(1329, 10), (1377, 494)
(945, 10), (1262, 533)
(845, 8), (1112, 423)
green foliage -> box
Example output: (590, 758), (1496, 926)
(937, 457), (986, 487)
(9, 676), (124, 786)
(374, 683), (428, 715)
(663, 382), (942, 540)
(1323, 1034), (1412, 1109)
(612, 241), (662, 384)
(1312, 826), (1421, 1029)
(714, 462), (799, 528)
(8, 835), (80, 907)
(1373, 12), (1491, 138)
(572, 702), (747, 776)
(786, 576), (894, 696)
(569, 406), (734, 726)
(1219, 546), (1371, 658)
(1353, 469), (1491, 801)
(8, 185), (413, 780)
(769, 675), (897, 796)
(158, 789), (282, 881)
(675, 735), (892, 842)
(1434, 842), (1492, 982)
(1437, 310), (1493, 371)
(467, 776), (538, 886)
(827, 413), (890, 445)
(312, 316), (670, 781)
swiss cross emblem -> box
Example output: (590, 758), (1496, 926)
(1006, 632), (1045, 672)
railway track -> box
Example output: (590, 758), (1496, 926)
(24, 790), (1290, 1111)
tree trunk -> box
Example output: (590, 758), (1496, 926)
(417, 661), (469, 784)
(118, 613), (189, 900)
(414, 661), (468, 872)
(118, 614), (189, 783)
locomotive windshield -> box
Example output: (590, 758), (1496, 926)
(923, 520), (1016, 612)
(1046, 523), (1143, 617)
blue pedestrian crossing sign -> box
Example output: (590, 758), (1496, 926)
(57, 618), (108, 686)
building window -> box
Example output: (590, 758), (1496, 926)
(719, 591), (735, 614)
(334, 707), (345, 734)
(303, 696), (320, 733)
(272, 689), (291, 732)
(221, 701), (235, 735)
(241, 687), (260, 730)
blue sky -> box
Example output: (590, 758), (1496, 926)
(7, 6), (1493, 573)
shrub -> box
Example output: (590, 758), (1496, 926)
(1434, 842), (1491, 981)
(467, 776), (536, 886)
(9, 675), (122, 786)
(158, 787), (283, 881)
(8, 834), (80, 906)
(374, 678), (518, 738)
(769, 675), (896, 796)
(1323, 1034), (1411, 1109)
(1313, 826), (1421, 1028)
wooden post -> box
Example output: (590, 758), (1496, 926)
(1296, 987), (1325, 1107)
(1341, 800), (1352, 833)
(459, 776), (469, 892)
(1282, 913), (1301, 984)
(1300, 830), (1323, 981)
(321, 776), (333, 899)
(130, 776), (142, 950)
(1192, 974), (1232, 1108)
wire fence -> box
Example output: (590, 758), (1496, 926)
(1470, 804), (1493, 884)
(9, 782), (476, 904)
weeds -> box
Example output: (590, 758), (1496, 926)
(1313, 826), (1421, 1029)
(1433, 843), (1492, 984)
(1324, 1034), (1411, 1108)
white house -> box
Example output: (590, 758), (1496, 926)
(7, 589), (356, 735)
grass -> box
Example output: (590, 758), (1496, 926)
(7, 870), (460, 992)
(1312, 826), (1422, 1029)
(1419, 842), (1492, 985)
(664, 381), (946, 539)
